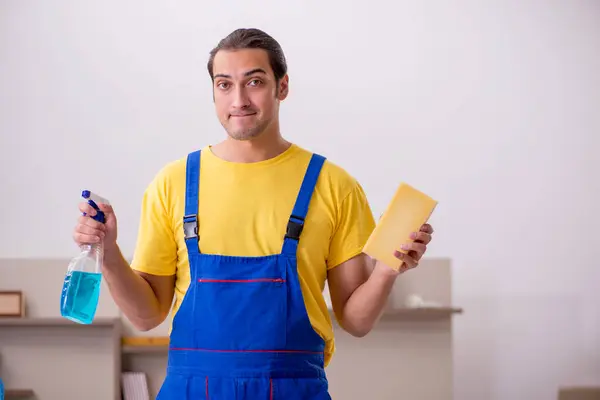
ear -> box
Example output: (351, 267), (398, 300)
(277, 74), (289, 100)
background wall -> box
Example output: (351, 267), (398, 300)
(1, 1), (599, 399)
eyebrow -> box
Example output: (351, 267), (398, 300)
(214, 68), (267, 79)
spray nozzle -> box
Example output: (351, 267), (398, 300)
(82, 190), (110, 224)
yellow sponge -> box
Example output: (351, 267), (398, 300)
(363, 182), (438, 271)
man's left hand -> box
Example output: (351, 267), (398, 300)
(393, 223), (434, 272)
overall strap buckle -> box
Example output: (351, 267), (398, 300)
(183, 214), (198, 240)
(285, 215), (305, 241)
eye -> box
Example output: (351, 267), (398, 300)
(216, 81), (230, 90)
(248, 79), (262, 87)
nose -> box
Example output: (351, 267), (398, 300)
(232, 86), (250, 109)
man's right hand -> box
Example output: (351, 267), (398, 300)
(73, 201), (118, 249)
(71, 199), (174, 331)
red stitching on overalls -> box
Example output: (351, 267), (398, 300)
(170, 347), (323, 354)
(205, 376), (209, 399)
(198, 278), (285, 283)
(270, 378), (273, 400)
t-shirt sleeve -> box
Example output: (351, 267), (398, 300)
(327, 181), (376, 270)
(130, 169), (178, 276)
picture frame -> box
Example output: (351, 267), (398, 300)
(0, 291), (25, 318)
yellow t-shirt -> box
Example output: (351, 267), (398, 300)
(130, 143), (376, 366)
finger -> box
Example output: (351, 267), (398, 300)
(78, 201), (98, 217)
(77, 215), (106, 232)
(420, 224), (434, 234)
(393, 250), (418, 269)
(407, 250), (423, 262)
(401, 242), (427, 255)
(398, 261), (411, 272)
(74, 223), (105, 245)
(73, 230), (103, 245)
(410, 231), (432, 244)
(76, 222), (105, 238)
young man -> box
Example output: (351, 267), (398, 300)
(73, 28), (434, 399)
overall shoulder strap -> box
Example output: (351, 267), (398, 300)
(183, 150), (201, 256)
(281, 153), (326, 256)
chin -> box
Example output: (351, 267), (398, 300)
(225, 120), (270, 141)
(227, 128), (263, 141)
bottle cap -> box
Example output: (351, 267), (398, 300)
(81, 190), (109, 224)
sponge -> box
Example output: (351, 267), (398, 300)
(363, 182), (437, 271)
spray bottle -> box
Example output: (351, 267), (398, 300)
(60, 190), (110, 324)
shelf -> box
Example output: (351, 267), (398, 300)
(119, 307), (463, 355)
(0, 317), (120, 327)
(122, 336), (169, 354)
(328, 306), (463, 321)
(122, 336), (169, 346)
(6, 389), (35, 399)
(380, 307), (463, 320)
(122, 344), (169, 354)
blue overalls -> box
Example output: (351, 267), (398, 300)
(157, 150), (332, 399)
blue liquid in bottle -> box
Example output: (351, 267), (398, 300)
(61, 190), (109, 324)
(61, 270), (103, 324)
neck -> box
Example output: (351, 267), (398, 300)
(212, 123), (291, 163)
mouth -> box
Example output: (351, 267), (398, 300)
(230, 112), (257, 118)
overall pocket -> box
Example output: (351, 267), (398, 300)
(193, 276), (288, 350)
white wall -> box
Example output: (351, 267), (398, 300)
(1, 1), (599, 399)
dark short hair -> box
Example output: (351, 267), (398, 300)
(207, 28), (288, 82)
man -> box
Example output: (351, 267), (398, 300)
(73, 28), (434, 399)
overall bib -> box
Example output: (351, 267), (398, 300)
(157, 150), (332, 399)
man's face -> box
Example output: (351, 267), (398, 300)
(212, 48), (288, 141)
